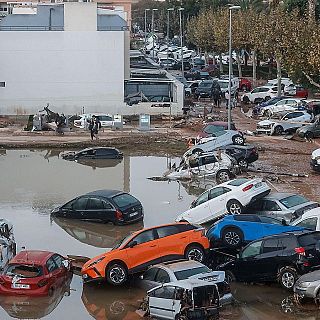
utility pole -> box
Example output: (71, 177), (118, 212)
(144, 9), (150, 53)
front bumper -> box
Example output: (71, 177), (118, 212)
(294, 284), (317, 298)
(311, 159), (320, 172)
(256, 128), (272, 135)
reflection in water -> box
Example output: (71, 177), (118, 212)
(75, 158), (123, 170)
(0, 274), (72, 319)
(180, 177), (218, 197)
(52, 217), (143, 249)
(82, 284), (144, 320)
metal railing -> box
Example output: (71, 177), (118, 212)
(97, 26), (129, 31)
(0, 26), (64, 31)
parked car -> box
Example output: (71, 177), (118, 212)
(175, 178), (271, 224)
(219, 144), (259, 168)
(61, 147), (123, 161)
(241, 86), (278, 104)
(191, 57), (205, 68)
(262, 98), (306, 117)
(218, 79), (238, 97)
(145, 279), (219, 320)
(247, 192), (319, 223)
(158, 57), (179, 69)
(207, 214), (303, 248)
(165, 150), (238, 181)
(194, 80), (221, 99)
(311, 148), (320, 172)
(296, 115), (320, 139)
(294, 269), (320, 299)
(73, 113), (114, 129)
(253, 96), (290, 116)
(149, 95), (171, 102)
(185, 130), (245, 157)
(305, 100), (320, 117)
(267, 78), (293, 88)
(256, 111), (312, 135)
(239, 78), (252, 91)
(291, 208), (320, 230)
(195, 121), (237, 141)
(294, 85), (309, 99)
(185, 81), (201, 97)
(0, 250), (71, 296)
(81, 222), (210, 285)
(139, 260), (233, 305)
(219, 230), (320, 290)
(51, 190), (144, 225)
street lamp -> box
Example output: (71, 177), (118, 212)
(166, 8), (174, 71)
(178, 8), (184, 77)
(144, 9), (150, 53)
(227, 5), (240, 130)
(151, 8), (158, 60)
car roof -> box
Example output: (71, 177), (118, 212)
(300, 207), (320, 218)
(85, 189), (124, 198)
(165, 278), (215, 290)
(260, 229), (318, 240)
(77, 147), (119, 153)
(263, 192), (298, 200)
(152, 260), (205, 272)
(10, 250), (55, 265)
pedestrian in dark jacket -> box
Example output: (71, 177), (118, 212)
(89, 116), (100, 140)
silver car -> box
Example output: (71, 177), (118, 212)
(138, 260), (233, 305)
(247, 192), (319, 223)
(294, 270), (320, 299)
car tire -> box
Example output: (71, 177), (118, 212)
(184, 245), (205, 263)
(238, 158), (248, 169)
(222, 228), (244, 248)
(265, 96), (271, 101)
(227, 200), (243, 214)
(192, 148), (203, 156)
(305, 131), (314, 139)
(242, 96), (250, 104)
(278, 266), (298, 290)
(273, 125), (284, 136)
(106, 263), (128, 286)
(225, 270), (236, 283)
(232, 135), (244, 145)
(216, 169), (231, 183)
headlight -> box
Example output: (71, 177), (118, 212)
(87, 257), (105, 268)
(298, 281), (311, 288)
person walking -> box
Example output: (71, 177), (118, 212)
(89, 116), (99, 141)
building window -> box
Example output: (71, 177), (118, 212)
(0, 82), (6, 87)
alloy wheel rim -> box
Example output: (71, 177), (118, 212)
(282, 272), (295, 288)
(239, 160), (247, 168)
(230, 203), (241, 214)
(219, 172), (230, 182)
(225, 231), (240, 245)
(109, 266), (125, 284)
(188, 248), (203, 262)
(235, 137), (243, 144)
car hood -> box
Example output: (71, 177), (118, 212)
(258, 120), (275, 126)
(296, 270), (320, 283)
(189, 271), (225, 283)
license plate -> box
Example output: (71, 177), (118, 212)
(129, 212), (138, 217)
(11, 283), (30, 289)
(255, 182), (262, 188)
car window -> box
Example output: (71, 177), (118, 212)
(194, 191), (209, 207)
(241, 240), (262, 258)
(252, 88), (259, 93)
(150, 286), (176, 299)
(201, 156), (217, 165)
(263, 200), (281, 211)
(174, 266), (211, 280)
(278, 236), (297, 250)
(87, 198), (105, 210)
(72, 197), (88, 210)
(6, 264), (43, 278)
(157, 225), (180, 238)
(259, 216), (282, 225)
(46, 257), (58, 273)
(52, 254), (64, 268)
(295, 218), (318, 230)
(298, 233), (320, 247)
(112, 193), (139, 209)
(279, 195), (309, 208)
(262, 239), (279, 253)
(209, 187), (231, 199)
(155, 269), (170, 283)
(131, 229), (155, 245)
(143, 268), (158, 281)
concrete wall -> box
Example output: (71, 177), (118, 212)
(64, 2), (96, 31)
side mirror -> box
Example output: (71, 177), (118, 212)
(129, 241), (137, 248)
(62, 260), (70, 270)
(282, 219), (288, 226)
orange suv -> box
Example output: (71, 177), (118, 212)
(81, 222), (209, 285)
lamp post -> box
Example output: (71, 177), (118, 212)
(166, 8), (174, 71)
(144, 9), (150, 53)
(227, 5), (240, 130)
(178, 7), (184, 77)
(151, 8), (158, 60)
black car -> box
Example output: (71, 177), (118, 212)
(51, 190), (143, 225)
(218, 230), (320, 290)
(220, 144), (259, 168)
(194, 80), (221, 99)
(61, 147), (123, 161)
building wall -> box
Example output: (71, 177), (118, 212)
(64, 2), (96, 31)
(0, 30), (126, 115)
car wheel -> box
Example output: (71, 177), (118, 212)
(216, 169), (231, 183)
(192, 148), (203, 156)
(227, 200), (243, 214)
(278, 266), (298, 290)
(232, 135), (244, 145)
(106, 263), (128, 286)
(241, 85), (247, 91)
(305, 131), (314, 139)
(242, 96), (249, 104)
(238, 158), (248, 169)
(273, 125), (284, 136)
(225, 270), (236, 283)
(222, 228), (243, 248)
(265, 96), (271, 101)
(184, 245), (205, 263)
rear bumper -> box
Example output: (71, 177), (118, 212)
(256, 128), (272, 134)
(117, 214), (143, 225)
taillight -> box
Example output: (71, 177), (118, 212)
(115, 210), (123, 221)
(37, 279), (49, 288)
(295, 247), (306, 256)
(242, 184), (253, 192)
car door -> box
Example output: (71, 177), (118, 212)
(198, 155), (219, 174)
(61, 196), (89, 219)
(52, 254), (69, 285)
(149, 286), (181, 320)
(85, 197), (113, 221)
(123, 229), (160, 272)
(258, 216), (287, 237)
(208, 187), (232, 219)
(260, 200), (282, 219)
(46, 256), (65, 288)
(185, 190), (210, 223)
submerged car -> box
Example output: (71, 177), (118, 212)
(206, 214), (303, 248)
(0, 250), (71, 296)
(51, 190), (144, 225)
(219, 230), (320, 290)
(175, 178), (271, 224)
(145, 279), (219, 320)
(61, 147), (123, 161)
(247, 192), (319, 223)
(311, 148), (320, 172)
(81, 222), (209, 285)
(139, 260), (233, 305)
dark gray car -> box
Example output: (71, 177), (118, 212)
(294, 270), (320, 299)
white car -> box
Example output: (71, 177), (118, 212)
(256, 111), (312, 135)
(73, 113), (114, 129)
(241, 86), (277, 104)
(267, 78), (293, 87)
(311, 148), (320, 172)
(291, 207), (320, 230)
(175, 178), (271, 224)
(218, 79), (238, 96)
(262, 98), (306, 116)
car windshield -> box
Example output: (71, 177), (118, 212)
(279, 195), (309, 208)
(227, 178), (249, 186)
(199, 82), (212, 88)
(174, 266), (211, 280)
(218, 82), (228, 88)
(112, 193), (138, 208)
(203, 125), (225, 134)
(6, 264), (43, 278)
(112, 234), (132, 250)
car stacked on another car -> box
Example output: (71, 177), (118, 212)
(261, 98), (307, 117)
(195, 121), (237, 142)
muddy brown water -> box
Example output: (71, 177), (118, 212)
(0, 149), (319, 319)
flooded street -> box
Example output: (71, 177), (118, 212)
(0, 149), (319, 319)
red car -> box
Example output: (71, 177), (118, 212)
(239, 78), (252, 91)
(0, 250), (71, 296)
(196, 121), (237, 141)
(294, 85), (309, 98)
